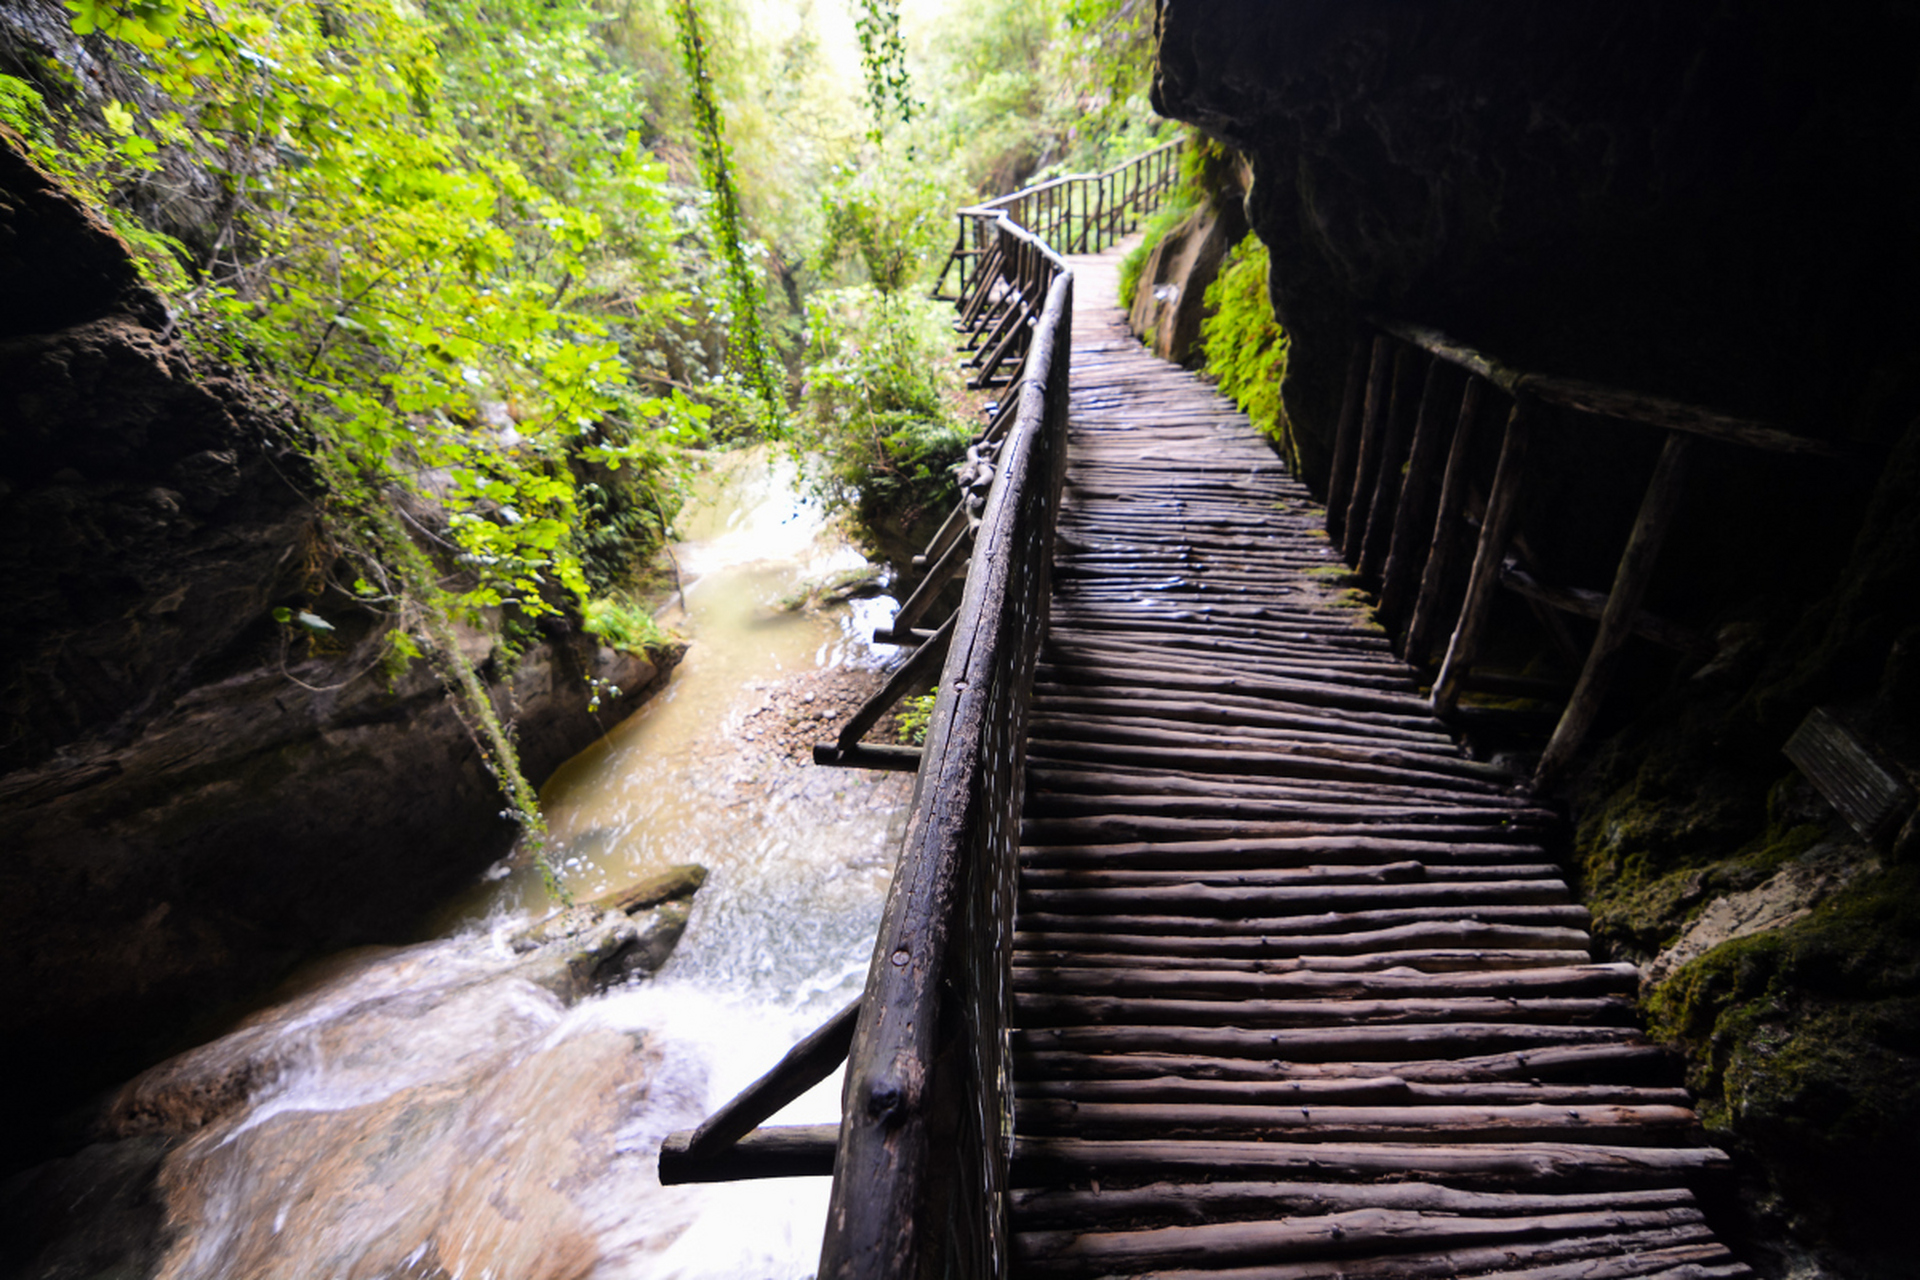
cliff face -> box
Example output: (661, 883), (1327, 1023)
(0, 138), (672, 1154)
(1154, 1), (1920, 471)
(1151, 4), (1920, 1275)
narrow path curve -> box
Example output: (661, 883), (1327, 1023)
(1004, 248), (1750, 1280)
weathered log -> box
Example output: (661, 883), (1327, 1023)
(1020, 835), (1550, 871)
(1341, 335), (1396, 559)
(910, 497), (970, 569)
(1024, 724), (1504, 785)
(1031, 679), (1433, 731)
(1379, 319), (1842, 459)
(1030, 693), (1452, 748)
(1024, 792), (1550, 832)
(1013, 918), (1593, 959)
(1024, 738), (1507, 794)
(1433, 394), (1535, 714)
(658, 1123), (838, 1184)
(1358, 345), (1426, 579)
(1073, 1237), (1743, 1280)
(1013, 1203), (1709, 1274)
(674, 999), (858, 1166)
(822, 613), (952, 755)
(810, 741), (922, 771)
(1014, 947), (1599, 976)
(888, 525), (971, 637)
(1016, 904), (1592, 943)
(1026, 764), (1553, 819)
(1020, 862), (1563, 888)
(1536, 434), (1695, 788)
(1009, 1178), (1697, 1233)
(1323, 333), (1372, 545)
(1018, 879), (1572, 918)
(1012, 1135), (1729, 1188)
(1013, 1099), (1698, 1146)
(1378, 358), (1456, 632)
(1009, 963), (1638, 1002)
(1013, 1040), (1683, 1087)
(1012, 992), (1634, 1031)
(1011, 1021), (1641, 1061)
(1013, 1076), (1691, 1110)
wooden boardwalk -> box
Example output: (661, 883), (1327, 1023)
(1003, 249), (1749, 1280)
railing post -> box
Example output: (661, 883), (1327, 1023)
(1534, 433), (1694, 788)
(1432, 394), (1535, 715)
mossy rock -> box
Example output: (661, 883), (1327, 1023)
(1642, 864), (1920, 1261)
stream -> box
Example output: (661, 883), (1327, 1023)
(75, 447), (913, 1280)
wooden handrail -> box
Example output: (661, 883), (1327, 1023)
(817, 267), (1072, 1280)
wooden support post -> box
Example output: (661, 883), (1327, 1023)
(660, 1125), (839, 1184)
(667, 1000), (859, 1172)
(1322, 335), (1371, 545)
(1431, 394), (1535, 716)
(892, 527), (974, 634)
(819, 616), (955, 762)
(1404, 378), (1486, 668)
(1358, 346), (1427, 581)
(1534, 433), (1694, 788)
(912, 500), (971, 570)
(1378, 358), (1455, 634)
(810, 742), (921, 771)
(1335, 336), (1392, 558)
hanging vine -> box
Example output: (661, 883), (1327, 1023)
(852, 0), (915, 141)
(673, 0), (785, 429)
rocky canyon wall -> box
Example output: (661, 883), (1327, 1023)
(0, 136), (672, 1161)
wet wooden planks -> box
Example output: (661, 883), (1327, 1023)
(1005, 249), (1750, 1280)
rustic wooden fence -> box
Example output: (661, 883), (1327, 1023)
(936, 138), (1182, 388)
(1322, 322), (1847, 788)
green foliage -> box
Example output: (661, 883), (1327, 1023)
(820, 156), (951, 296)
(582, 595), (673, 656)
(799, 285), (970, 533)
(15, 0), (735, 844)
(672, 0), (785, 429)
(896, 690), (937, 745)
(1117, 127), (1231, 308)
(911, 0), (1173, 198)
(853, 0), (916, 140)
(1200, 233), (1294, 465)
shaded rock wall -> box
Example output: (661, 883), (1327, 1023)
(1126, 201), (1245, 365)
(1151, 4), (1920, 1275)
(0, 137), (674, 1158)
(1154, 0), (1920, 472)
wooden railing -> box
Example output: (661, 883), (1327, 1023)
(817, 263), (1071, 1279)
(935, 138), (1182, 388)
(657, 141), (1189, 1278)
(1323, 322), (1848, 789)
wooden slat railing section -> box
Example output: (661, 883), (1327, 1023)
(939, 139), (1183, 389)
(1326, 323), (1847, 789)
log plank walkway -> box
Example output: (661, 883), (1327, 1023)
(1003, 248), (1750, 1280)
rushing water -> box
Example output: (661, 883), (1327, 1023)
(96, 446), (912, 1280)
